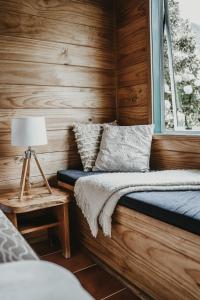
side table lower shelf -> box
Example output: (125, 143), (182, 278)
(18, 214), (60, 235)
(0, 187), (71, 259)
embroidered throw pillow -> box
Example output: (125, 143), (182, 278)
(93, 125), (153, 172)
(0, 210), (38, 263)
(73, 122), (117, 172)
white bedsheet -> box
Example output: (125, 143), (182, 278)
(0, 260), (94, 300)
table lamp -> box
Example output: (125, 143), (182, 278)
(11, 116), (52, 200)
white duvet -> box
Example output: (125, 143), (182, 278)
(0, 261), (93, 300)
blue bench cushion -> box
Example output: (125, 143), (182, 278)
(57, 170), (200, 235)
(57, 169), (104, 185)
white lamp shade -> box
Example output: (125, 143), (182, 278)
(11, 117), (48, 147)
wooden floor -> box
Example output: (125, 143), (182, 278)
(31, 241), (138, 300)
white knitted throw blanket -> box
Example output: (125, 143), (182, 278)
(74, 170), (200, 237)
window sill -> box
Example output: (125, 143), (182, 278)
(153, 132), (200, 138)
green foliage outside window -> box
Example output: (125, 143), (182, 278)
(164, 0), (200, 131)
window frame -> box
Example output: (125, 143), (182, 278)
(151, 0), (164, 133)
(151, 0), (200, 135)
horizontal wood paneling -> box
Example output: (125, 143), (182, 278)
(117, 0), (147, 27)
(0, 36), (114, 69)
(0, 0), (113, 29)
(118, 29), (147, 53)
(117, 18), (147, 44)
(76, 205), (200, 300)
(0, 130), (77, 157)
(118, 107), (149, 125)
(116, 0), (151, 125)
(118, 84), (148, 107)
(0, 174), (55, 193)
(118, 47), (146, 70)
(0, 61), (114, 88)
(0, 0), (115, 192)
(0, 151), (81, 182)
(151, 136), (200, 170)
(0, 85), (115, 109)
(118, 63), (147, 88)
(0, 10), (112, 49)
(0, 108), (115, 132)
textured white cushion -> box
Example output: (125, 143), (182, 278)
(93, 125), (153, 172)
(73, 122), (116, 172)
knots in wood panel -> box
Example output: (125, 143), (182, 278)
(62, 47), (68, 56)
(129, 94), (137, 104)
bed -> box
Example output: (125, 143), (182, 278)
(0, 209), (93, 300)
(58, 169), (200, 300)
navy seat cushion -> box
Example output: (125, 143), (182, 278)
(57, 169), (105, 185)
(57, 170), (200, 235)
(120, 191), (200, 235)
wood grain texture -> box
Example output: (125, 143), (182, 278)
(0, 60), (115, 88)
(116, 0), (151, 125)
(118, 62), (147, 88)
(0, 10), (113, 49)
(0, 108), (115, 132)
(55, 203), (71, 258)
(0, 174), (56, 193)
(0, 130), (76, 157)
(0, 187), (70, 214)
(75, 204), (200, 300)
(0, 151), (81, 182)
(151, 135), (200, 170)
(117, 0), (147, 27)
(19, 220), (60, 235)
(0, 36), (114, 69)
(118, 84), (148, 107)
(0, 0), (113, 29)
(0, 85), (115, 109)
(118, 106), (149, 125)
(0, 0), (115, 195)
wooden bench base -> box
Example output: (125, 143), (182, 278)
(75, 205), (200, 299)
(59, 182), (200, 299)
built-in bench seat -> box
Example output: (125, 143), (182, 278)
(58, 169), (200, 299)
(57, 169), (200, 236)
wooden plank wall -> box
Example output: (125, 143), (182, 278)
(0, 0), (116, 192)
(116, 0), (152, 125)
(116, 0), (200, 170)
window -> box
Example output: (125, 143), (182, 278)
(152, 0), (200, 133)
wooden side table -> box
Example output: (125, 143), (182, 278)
(0, 187), (71, 258)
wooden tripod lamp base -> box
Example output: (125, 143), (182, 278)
(19, 147), (52, 201)
(11, 116), (52, 201)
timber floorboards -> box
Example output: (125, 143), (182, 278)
(32, 240), (138, 300)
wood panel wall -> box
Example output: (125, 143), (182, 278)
(1, 0), (199, 191)
(116, 0), (152, 125)
(0, 0), (116, 192)
(116, 0), (200, 170)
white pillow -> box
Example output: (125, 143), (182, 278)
(93, 125), (153, 172)
(73, 122), (117, 172)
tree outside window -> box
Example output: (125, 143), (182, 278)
(164, 0), (200, 131)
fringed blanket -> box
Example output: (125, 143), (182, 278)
(74, 170), (200, 237)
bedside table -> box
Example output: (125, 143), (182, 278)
(0, 187), (71, 258)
